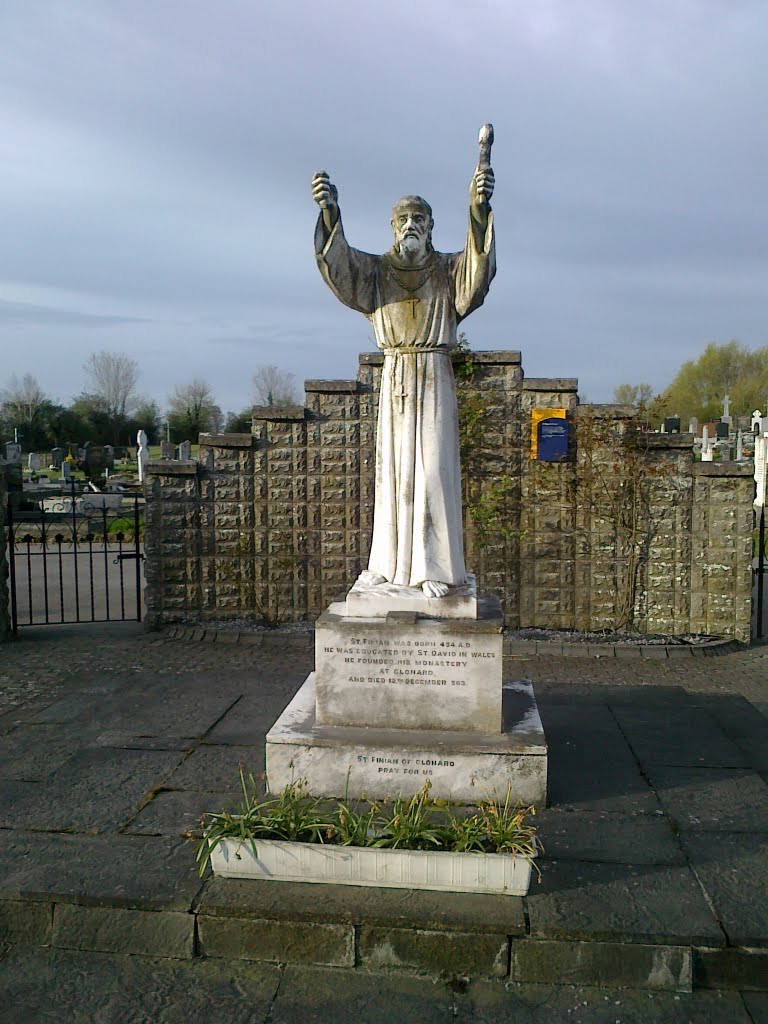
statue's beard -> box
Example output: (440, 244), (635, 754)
(398, 235), (428, 258)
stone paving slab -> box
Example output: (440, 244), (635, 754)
(164, 742), (266, 792)
(204, 690), (297, 745)
(0, 946), (281, 1024)
(645, 766), (768, 832)
(123, 788), (240, 836)
(605, 706), (751, 768)
(535, 809), (686, 864)
(526, 860), (726, 946)
(679, 831), (768, 947)
(0, 831), (203, 910)
(743, 992), (768, 1023)
(31, 680), (244, 739)
(690, 693), (768, 771)
(2, 746), (186, 832)
(545, 745), (660, 814)
(0, 721), (105, 780)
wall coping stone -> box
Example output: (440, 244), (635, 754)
(200, 433), (254, 447)
(251, 407), (306, 422)
(157, 625), (744, 658)
(145, 462), (199, 477)
(694, 462), (755, 477)
(304, 380), (360, 394)
(523, 378), (579, 391)
(579, 404), (634, 418)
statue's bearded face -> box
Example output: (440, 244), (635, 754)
(392, 208), (433, 258)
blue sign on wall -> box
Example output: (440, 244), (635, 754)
(537, 417), (570, 462)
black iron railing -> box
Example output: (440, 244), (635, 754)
(5, 483), (144, 631)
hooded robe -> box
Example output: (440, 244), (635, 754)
(314, 207), (495, 587)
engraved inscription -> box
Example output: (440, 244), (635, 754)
(356, 751), (457, 776)
(324, 633), (497, 692)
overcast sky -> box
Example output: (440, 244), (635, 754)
(2, 0), (766, 416)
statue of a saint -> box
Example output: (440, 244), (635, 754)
(311, 136), (495, 598)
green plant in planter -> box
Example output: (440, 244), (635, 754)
(449, 789), (540, 875)
(195, 770), (540, 878)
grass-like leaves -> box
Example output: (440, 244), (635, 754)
(195, 770), (539, 877)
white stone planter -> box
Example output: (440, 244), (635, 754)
(209, 838), (534, 895)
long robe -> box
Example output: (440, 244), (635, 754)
(314, 209), (496, 587)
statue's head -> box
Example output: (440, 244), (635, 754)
(391, 196), (434, 258)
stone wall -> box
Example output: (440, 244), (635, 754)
(143, 351), (755, 641)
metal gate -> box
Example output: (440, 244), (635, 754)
(5, 484), (144, 632)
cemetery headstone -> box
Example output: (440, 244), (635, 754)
(27, 453), (41, 472)
(688, 417), (698, 435)
(160, 440), (175, 460)
(84, 445), (106, 480)
(4, 443), (21, 465)
(721, 394), (732, 425)
(663, 417), (681, 434)
(50, 448), (64, 470)
(716, 421), (730, 439)
(137, 430), (150, 483)
(177, 440), (192, 461)
(754, 435), (767, 507)
(61, 461), (72, 483)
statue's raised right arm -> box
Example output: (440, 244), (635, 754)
(311, 170), (339, 236)
(312, 170), (378, 315)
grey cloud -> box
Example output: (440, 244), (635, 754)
(0, 300), (148, 328)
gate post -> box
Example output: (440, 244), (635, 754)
(0, 465), (12, 640)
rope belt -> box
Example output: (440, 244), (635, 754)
(381, 345), (449, 355)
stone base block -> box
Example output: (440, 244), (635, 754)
(266, 675), (547, 805)
(345, 573), (478, 620)
(315, 596), (503, 733)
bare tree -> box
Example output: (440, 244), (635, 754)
(83, 351), (139, 420)
(167, 379), (222, 440)
(0, 373), (50, 429)
(252, 365), (298, 407)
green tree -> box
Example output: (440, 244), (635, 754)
(225, 409), (253, 433)
(612, 382), (655, 410)
(167, 379), (222, 441)
(662, 340), (768, 421)
(129, 398), (162, 445)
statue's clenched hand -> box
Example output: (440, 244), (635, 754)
(312, 170), (338, 212)
(471, 167), (495, 206)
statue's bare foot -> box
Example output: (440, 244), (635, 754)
(358, 570), (387, 586)
(422, 580), (450, 598)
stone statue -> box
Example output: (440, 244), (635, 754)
(311, 127), (496, 598)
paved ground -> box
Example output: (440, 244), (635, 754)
(1, 623), (767, 1022)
